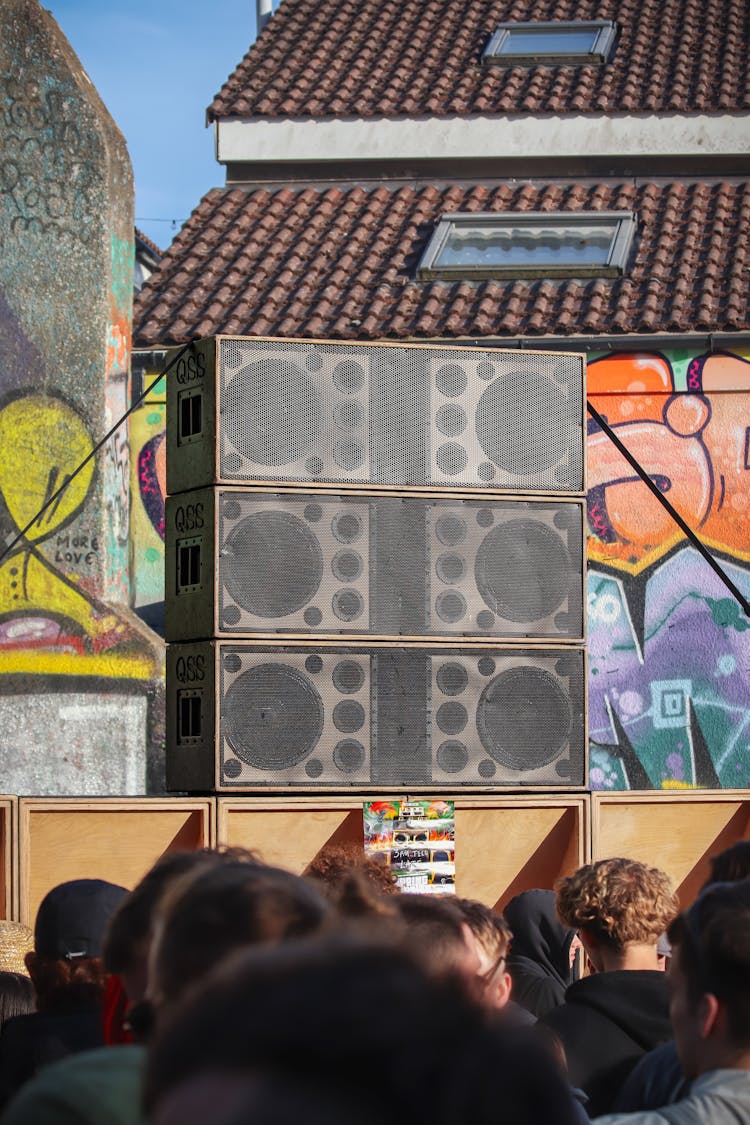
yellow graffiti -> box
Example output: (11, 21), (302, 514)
(0, 393), (159, 678)
(0, 395), (93, 540)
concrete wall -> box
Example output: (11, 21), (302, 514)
(0, 1), (163, 794)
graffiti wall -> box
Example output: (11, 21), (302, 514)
(0, 1), (162, 794)
(130, 367), (166, 609)
(587, 349), (750, 790)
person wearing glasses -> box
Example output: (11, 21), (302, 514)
(594, 880), (750, 1123)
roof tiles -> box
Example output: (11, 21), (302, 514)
(208, 0), (750, 120)
(133, 179), (750, 345)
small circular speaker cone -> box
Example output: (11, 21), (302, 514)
(224, 359), (322, 467)
(334, 739), (365, 772)
(475, 520), (570, 622)
(224, 511), (323, 619)
(477, 666), (571, 770)
(224, 664), (324, 770)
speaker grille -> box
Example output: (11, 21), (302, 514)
(220, 341), (373, 483)
(220, 649), (372, 784)
(213, 339), (583, 492)
(430, 650), (584, 784)
(170, 492), (586, 640)
(206, 644), (585, 788)
(427, 499), (582, 637)
(219, 494), (371, 633)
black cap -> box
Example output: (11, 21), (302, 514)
(34, 879), (128, 960)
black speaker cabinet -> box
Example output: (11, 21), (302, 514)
(165, 488), (585, 643)
(166, 337), (585, 496)
(166, 642), (586, 792)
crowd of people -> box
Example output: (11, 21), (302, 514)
(0, 839), (747, 1122)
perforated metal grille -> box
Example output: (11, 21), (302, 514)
(215, 338), (584, 491)
(220, 648), (372, 785)
(201, 491), (584, 640)
(429, 349), (583, 491)
(218, 494), (371, 633)
(220, 340), (373, 484)
(202, 643), (585, 789)
(430, 649), (585, 784)
(427, 499), (583, 637)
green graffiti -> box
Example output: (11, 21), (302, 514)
(706, 597), (750, 632)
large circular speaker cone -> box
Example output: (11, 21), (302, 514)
(477, 666), (571, 770)
(475, 520), (569, 622)
(224, 359), (322, 466)
(476, 372), (567, 475)
(224, 512), (323, 618)
(224, 664), (323, 769)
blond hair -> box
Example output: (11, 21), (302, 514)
(555, 858), (678, 950)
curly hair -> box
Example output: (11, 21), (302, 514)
(305, 844), (400, 898)
(555, 858), (678, 950)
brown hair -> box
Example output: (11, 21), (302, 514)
(151, 860), (329, 1011)
(555, 858), (678, 951)
(453, 898), (511, 960)
(25, 953), (108, 1012)
(306, 843), (400, 897)
(668, 880), (750, 1046)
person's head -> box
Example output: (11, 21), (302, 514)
(555, 858), (678, 972)
(27, 878), (127, 1011)
(144, 935), (582, 1125)
(0, 971), (35, 1027)
(393, 894), (481, 979)
(0, 921), (34, 976)
(504, 888), (577, 985)
(305, 843), (400, 899)
(149, 859), (330, 1017)
(667, 880), (750, 1079)
(705, 840), (750, 887)
(103, 848), (239, 1006)
(453, 898), (512, 1008)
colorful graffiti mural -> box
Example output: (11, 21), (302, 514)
(0, 389), (159, 679)
(587, 349), (750, 790)
(129, 369), (167, 608)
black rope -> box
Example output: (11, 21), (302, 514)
(0, 342), (193, 567)
(587, 400), (750, 618)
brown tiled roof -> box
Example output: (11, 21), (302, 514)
(135, 227), (163, 257)
(133, 179), (750, 346)
(207, 0), (750, 120)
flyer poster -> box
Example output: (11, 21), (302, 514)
(363, 800), (455, 895)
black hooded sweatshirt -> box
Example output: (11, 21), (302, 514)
(505, 889), (576, 1020)
(541, 969), (672, 1117)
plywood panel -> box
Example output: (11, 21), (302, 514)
(218, 795), (588, 909)
(19, 799), (215, 927)
(0, 798), (15, 921)
(593, 792), (750, 908)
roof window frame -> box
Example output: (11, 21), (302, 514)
(483, 20), (618, 67)
(417, 211), (637, 282)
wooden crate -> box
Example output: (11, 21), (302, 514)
(18, 799), (215, 927)
(592, 791), (750, 907)
(218, 794), (589, 910)
(0, 797), (15, 921)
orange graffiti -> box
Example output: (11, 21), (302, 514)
(588, 353), (750, 574)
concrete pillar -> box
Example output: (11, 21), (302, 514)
(0, 0), (163, 794)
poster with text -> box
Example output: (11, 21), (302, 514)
(363, 800), (455, 895)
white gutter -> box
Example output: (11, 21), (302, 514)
(216, 113), (750, 164)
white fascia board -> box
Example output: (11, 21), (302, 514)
(216, 114), (750, 163)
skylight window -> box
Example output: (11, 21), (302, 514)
(483, 20), (617, 66)
(417, 212), (636, 281)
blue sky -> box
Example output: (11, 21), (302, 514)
(51, 1), (263, 250)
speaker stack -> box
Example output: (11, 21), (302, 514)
(165, 336), (587, 793)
